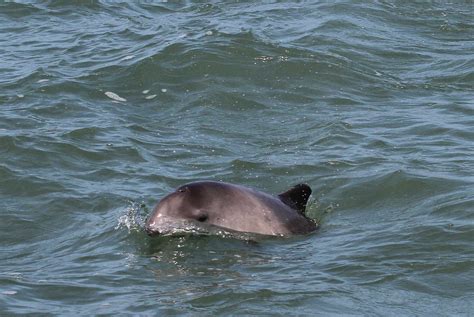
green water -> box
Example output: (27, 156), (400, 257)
(1, 1), (473, 316)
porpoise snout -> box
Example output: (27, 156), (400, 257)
(144, 220), (159, 236)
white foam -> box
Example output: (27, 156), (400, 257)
(105, 91), (126, 102)
(2, 291), (17, 295)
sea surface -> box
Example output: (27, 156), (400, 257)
(1, 1), (473, 316)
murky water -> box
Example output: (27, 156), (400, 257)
(1, 1), (473, 315)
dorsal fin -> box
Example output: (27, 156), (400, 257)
(278, 184), (312, 214)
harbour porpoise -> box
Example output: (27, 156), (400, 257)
(145, 181), (318, 237)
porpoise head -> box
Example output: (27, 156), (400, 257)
(144, 182), (218, 236)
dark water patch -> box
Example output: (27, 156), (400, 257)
(0, 1), (46, 18)
(329, 170), (465, 213)
(0, 164), (67, 197)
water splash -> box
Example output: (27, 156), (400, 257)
(161, 224), (270, 241)
(306, 197), (334, 228)
(115, 201), (148, 233)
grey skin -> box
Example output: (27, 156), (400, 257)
(145, 181), (318, 237)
